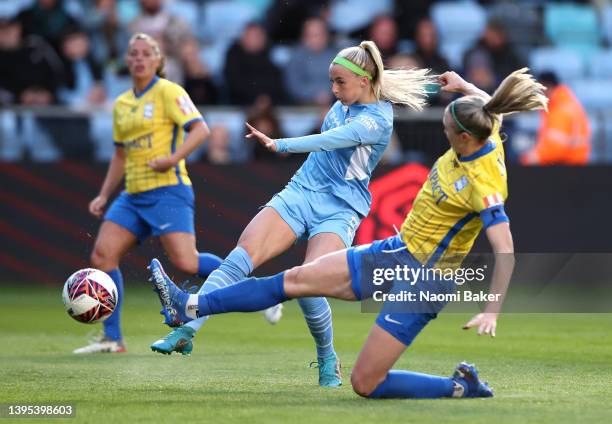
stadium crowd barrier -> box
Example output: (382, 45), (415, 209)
(0, 162), (609, 284)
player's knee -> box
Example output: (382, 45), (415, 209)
(90, 245), (115, 269)
(350, 371), (378, 397)
(284, 264), (308, 290)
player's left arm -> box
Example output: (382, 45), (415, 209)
(463, 222), (515, 337)
(149, 85), (210, 172)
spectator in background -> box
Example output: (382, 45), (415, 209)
(80, 0), (123, 65)
(16, 0), (77, 55)
(463, 19), (523, 93)
(129, 0), (192, 82)
(521, 72), (591, 165)
(367, 15), (398, 64)
(285, 17), (335, 105)
(57, 27), (107, 107)
(205, 125), (232, 165)
(224, 22), (286, 106)
(265, 0), (329, 43)
(394, 0), (432, 40)
(0, 17), (64, 105)
(412, 18), (449, 75)
(179, 38), (218, 105)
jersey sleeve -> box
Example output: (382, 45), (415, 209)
(163, 83), (204, 131)
(276, 111), (387, 153)
(112, 103), (124, 147)
(468, 166), (509, 229)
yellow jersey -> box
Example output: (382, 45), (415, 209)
(113, 76), (203, 193)
(400, 131), (509, 267)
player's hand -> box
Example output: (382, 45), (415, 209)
(462, 312), (497, 337)
(245, 122), (277, 152)
(439, 71), (470, 94)
(148, 156), (177, 172)
(89, 195), (107, 218)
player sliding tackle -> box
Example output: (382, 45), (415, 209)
(149, 68), (547, 399)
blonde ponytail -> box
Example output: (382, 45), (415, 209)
(335, 40), (433, 111)
(484, 67), (548, 115)
(450, 68), (548, 141)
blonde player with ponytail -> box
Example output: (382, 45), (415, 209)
(150, 41), (433, 387)
(149, 68), (548, 399)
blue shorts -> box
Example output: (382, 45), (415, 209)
(347, 235), (454, 346)
(105, 184), (195, 242)
(266, 181), (361, 248)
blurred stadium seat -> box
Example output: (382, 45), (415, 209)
(529, 47), (585, 82)
(431, 0), (487, 68)
(544, 3), (600, 56)
(199, 1), (257, 44)
(0, 0), (32, 17)
(166, 0), (200, 34)
(603, 5), (612, 45)
(329, 0), (393, 34)
(570, 79), (612, 111)
(588, 49), (612, 78)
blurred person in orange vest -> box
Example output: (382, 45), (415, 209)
(521, 71), (591, 165)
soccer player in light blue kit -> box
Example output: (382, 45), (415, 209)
(150, 40), (433, 386)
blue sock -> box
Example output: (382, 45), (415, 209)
(298, 297), (335, 359)
(368, 370), (456, 399)
(198, 272), (287, 316)
(103, 268), (123, 341)
(197, 252), (223, 278)
(186, 246), (253, 331)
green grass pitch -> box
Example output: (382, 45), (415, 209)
(1, 285), (611, 423)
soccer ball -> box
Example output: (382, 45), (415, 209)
(62, 268), (117, 324)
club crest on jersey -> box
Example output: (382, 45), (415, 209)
(483, 193), (504, 208)
(176, 96), (196, 116)
(454, 175), (468, 192)
(143, 103), (154, 119)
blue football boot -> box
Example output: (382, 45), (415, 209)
(451, 361), (494, 398)
(148, 258), (192, 327)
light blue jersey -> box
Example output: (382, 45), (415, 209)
(275, 100), (393, 217)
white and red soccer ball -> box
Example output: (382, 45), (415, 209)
(62, 269), (117, 324)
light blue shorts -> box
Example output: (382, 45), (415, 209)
(105, 184), (195, 242)
(266, 181), (361, 248)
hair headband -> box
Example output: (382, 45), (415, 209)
(332, 56), (372, 80)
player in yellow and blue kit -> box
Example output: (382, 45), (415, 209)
(148, 68), (548, 398)
(73, 33), (222, 354)
(149, 41), (433, 387)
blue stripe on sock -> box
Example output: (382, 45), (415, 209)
(298, 297), (335, 359)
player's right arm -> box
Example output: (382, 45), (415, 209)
(89, 147), (126, 218)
